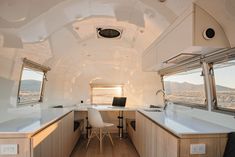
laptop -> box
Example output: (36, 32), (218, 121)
(112, 97), (127, 107)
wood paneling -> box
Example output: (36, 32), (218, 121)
(135, 112), (179, 157)
(133, 111), (228, 157)
(180, 137), (228, 157)
(31, 117), (62, 157)
(0, 138), (30, 157)
(61, 111), (74, 157)
(31, 111), (79, 157)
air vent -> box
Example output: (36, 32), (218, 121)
(96, 27), (122, 39)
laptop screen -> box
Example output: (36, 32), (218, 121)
(112, 97), (127, 107)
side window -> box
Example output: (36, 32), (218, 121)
(212, 60), (235, 111)
(18, 59), (50, 104)
(91, 85), (123, 105)
(163, 68), (206, 107)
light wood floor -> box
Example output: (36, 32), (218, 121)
(70, 134), (139, 157)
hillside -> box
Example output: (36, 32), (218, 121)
(164, 81), (235, 94)
(20, 80), (42, 92)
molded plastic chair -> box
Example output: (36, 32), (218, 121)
(87, 108), (114, 152)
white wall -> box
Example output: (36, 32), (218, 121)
(0, 39), (164, 109)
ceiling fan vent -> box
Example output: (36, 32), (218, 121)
(96, 27), (122, 39)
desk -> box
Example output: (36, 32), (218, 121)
(74, 105), (138, 152)
(74, 105), (137, 138)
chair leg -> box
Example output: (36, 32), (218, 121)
(99, 128), (103, 153)
(86, 130), (94, 148)
(108, 131), (114, 146)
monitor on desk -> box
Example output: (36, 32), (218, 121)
(112, 97), (127, 107)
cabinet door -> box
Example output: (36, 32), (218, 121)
(61, 112), (74, 157)
(144, 116), (153, 157)
(155, 124), (179, 157)
(136, 112), (155, 157)
(135, 112), (179, 157)
(32, 120), (62, 157)
(52, 121), (62, 157)
(135, 112), (145, 156)
(32, 112), (74, 157)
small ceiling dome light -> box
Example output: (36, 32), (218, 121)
(159, 0), (166, 2)
(96, 27), (122, 39)
(203, 28), (215, 40)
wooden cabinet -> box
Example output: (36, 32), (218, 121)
(134, 111), (227, 157)
(135, 112), (178, 157)
(142, 4), (230, 71)
(0, 111), (83, 157)
(0, 138), (31, 157)
(61, 111), (74, 157)
(31, 111), (75, 157)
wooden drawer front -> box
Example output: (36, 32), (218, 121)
(0, 138), (30, 157)
(180, 137), (227, 157)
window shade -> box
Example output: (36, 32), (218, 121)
(91, 85), (123, 105)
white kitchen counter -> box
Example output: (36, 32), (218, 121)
(138, 109), (235, 138)
(0, 108), (71, 138)
(0, 105), (234, 138)
(0, 104), (139, 138)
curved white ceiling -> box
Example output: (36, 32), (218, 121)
(1, 0), (235, 77)
(0, 0), (193, 47)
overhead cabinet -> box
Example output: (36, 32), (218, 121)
(142, 3), (230, 71)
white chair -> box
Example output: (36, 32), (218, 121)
(86, 108), (114, 152)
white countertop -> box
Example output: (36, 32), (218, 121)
(0, 108), (71, 137)
(0, 105), (137, 137)
(138, 109), (235, 138)
(0, 105), (234, 138)
(73, 104), (138, 111)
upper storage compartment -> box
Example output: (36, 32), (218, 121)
(142, 3), (231, 71)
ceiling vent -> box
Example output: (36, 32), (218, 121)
(96, 27), (123, 39)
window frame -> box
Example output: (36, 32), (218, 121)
(90, 84), (124, 105)
(17, 58), (50, 105)
(209, 60), (235, 114)
(159, 48), (235, 115)
(161, 65), (208, 109)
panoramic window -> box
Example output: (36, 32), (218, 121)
(163, 68), (206, 106)
(212, 60), (235, 111)
(91, 85), (123, 105)
(18, 58), (50, 104)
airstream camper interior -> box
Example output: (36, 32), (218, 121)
(0, 0), (235, 157)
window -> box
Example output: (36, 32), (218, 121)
(18, 58), (50, 104)
(163, 68), (206, 106)
(212, 60), (235, 111)
(91, 84), (123, 105)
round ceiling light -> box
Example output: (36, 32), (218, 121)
(97, 28), (122, 39)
